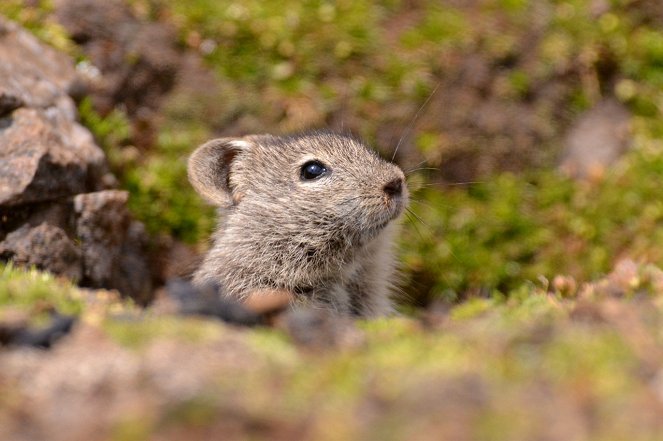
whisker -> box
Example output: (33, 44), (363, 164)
(405, 207), (432, 231)
(404, 159), (429, 175)
(391, 82), (441, 163)
(407, 181), (485, 190)
(405, 167), (440, 176)
(405, 212), (426, 242)
(408, 198), (437, 211)
(444, 181), (485, 187)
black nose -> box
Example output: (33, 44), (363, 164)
(383, 178), (403, 197)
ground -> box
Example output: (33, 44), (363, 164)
(4, 261), (663, 440)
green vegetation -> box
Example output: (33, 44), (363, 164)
(124, 0), (663, 300)
(0, 264), (86, 316)
(3, 0), (663, 302)
(0, 0), (73, 52)
(77, 97), (216, 243)
(404, 134), (663, 301)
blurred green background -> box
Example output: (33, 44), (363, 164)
(4, 0), (663, 307)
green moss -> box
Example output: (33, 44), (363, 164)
(0, 263), (85, 316)
(0, 0), (75, 53)
(401, 133), (663, 302)
(123, 157), (215, 243)
(103, 315), (227, 349)
(111, 416), (154, 441)
(78, 97), (215, 243)
(160, 397), (219, 428)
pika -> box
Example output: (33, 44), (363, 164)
(187, 132), (408, 317)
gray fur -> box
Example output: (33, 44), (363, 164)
(188, 132), (408, 317)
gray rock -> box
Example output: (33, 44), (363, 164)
(0, 17), (77, 108)
(0, 16), (108, 206)
(0, 223), (82, 281)
(53, 0), (180, 117)
(116, 221), (152, 304)
(74, 190), (130, 287)
(0, 16), (152, 301)
(72, 191), (151, 301)
(0, 107), (106, 206)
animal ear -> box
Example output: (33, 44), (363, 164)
(188, 138), (251, 207)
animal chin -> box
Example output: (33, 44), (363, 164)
(361, 216), (393, 242)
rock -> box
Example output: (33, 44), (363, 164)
(560, 98), (632, 179)
(0, 16), (108, 207)
(0, 312), (76, 348)
(165, 279), (263, 326)
(243, 289), (294, 315)
(0, 107), (106, 206)
(0, 223), (82, 281)
(53, 0), (180, 117)
(0, 92), (23, 117)
(0, 18), (77, 105)
(278, 308), (365, 350)
(74, 190), (130, 286)
(0, 16), (152, 301)
(116, 221), (153, 304)
(73, 191), (152, 301)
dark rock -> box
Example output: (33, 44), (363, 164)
(0, 91), (23, 117)
(73, 190), (151, 300)
(74, 190), (130, 286)
(279, 308), (363, 349)
(166, 279), (263, 327)
(0, 223), (82, 281)
(0, 312), (76, 349)
(53, 0), (180, 119)
(116, 221), (153, 305)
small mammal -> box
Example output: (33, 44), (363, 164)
(188, 132), (408, 317)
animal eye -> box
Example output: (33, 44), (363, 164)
(301, 161), (328, 180)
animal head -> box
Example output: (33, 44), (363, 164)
(189, 132), (407, 244)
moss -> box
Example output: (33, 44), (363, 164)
(160, 397), (219, 428)
(111, 416), (154, 441)
(103, 314), (227, 349)
(0, 263), (85, 316)
(401, 133), (663, 302)
(0, 0), (75, 53)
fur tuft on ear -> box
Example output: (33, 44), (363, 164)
(188, 138), (250, 207)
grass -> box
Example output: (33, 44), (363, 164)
(0, 263), (86, 316)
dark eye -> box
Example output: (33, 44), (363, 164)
(301, 161), (328, 180)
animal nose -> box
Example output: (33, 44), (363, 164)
(383, 178), (403, 197)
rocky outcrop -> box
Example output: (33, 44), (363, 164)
(53, 0), (181, 146)
(0, 16), (151, 302)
